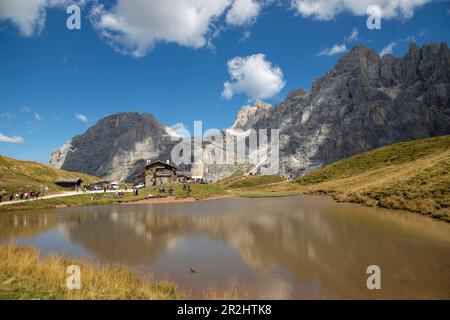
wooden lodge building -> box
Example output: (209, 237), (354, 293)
(144, 160), (192, 186)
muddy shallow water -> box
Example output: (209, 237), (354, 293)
(1, 195), (450, 299)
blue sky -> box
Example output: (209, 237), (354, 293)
(0, 0), (449, 163)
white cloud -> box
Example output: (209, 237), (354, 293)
(240, 30), (252, 42)
(226, 0), (261, 26)
(0, 0), (48, 36)
(0, 132), (24, 144)
(222, 53), (285, 101)
(345, 28), (358, 42)
(20, 106), (31, 112)
(75, 113), (88, 123)
(380, 41), (397, 56)
(1, 112), (13, 121)
(318, 44), (347, 56)
(2, 0), (264, 56)
(34, 112), (42, 122)
(292, 0), (431, 21)
(91, 0), (234, 57)
(0, 0), (75, 37)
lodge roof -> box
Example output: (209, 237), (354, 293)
(145, 160), (177, 170)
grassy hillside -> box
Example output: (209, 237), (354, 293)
(217, 175), (284, 190)
(0, 155), (99, 195)
(296, 135), (450, 221)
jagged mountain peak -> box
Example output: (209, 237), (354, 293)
(230, 99), (273, 131)
(335, 44), (380, 72)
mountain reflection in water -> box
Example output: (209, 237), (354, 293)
(1, 196), (450, 299)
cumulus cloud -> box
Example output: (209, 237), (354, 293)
(292, 0), (431, 21)
(222, 53), (285, 101)
(240, 30), (252, 42)
(0, 0), (79, 36)
(318, 44), (347, 56)
(91, 0), (235, 57)
(345, 28), (359, 42)
(1, 112), (13, 121)
(75, 113), (88, 123)
(20, 106), (31, 112)
(226, 0), (261, 26)
(380, 41), (397, 56)
(34, 112), (42, 122)
(0, 0), (48, 36)
(0, 132), (24, 144)
(2, 0), (264, 56)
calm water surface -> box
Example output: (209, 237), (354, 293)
(1, 196), (450, 299)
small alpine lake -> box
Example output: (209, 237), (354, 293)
(1, 195), (450, 299)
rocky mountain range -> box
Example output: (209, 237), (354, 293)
(49, 42), (450, 182)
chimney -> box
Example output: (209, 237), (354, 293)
(166, 160), (170, 165)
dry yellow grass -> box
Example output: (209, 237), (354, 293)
(217, 175), (284, 190)
(0, 245), (182, 300)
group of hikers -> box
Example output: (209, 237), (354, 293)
(90, 191), (126, 201)
(0, 190), (43, 203)
(143, 180), (192, 200)
(149, 178), (192, 195)
(154, 185), (176, 195)
(182, 182), (192, 193)
(157, 182), (191, 195)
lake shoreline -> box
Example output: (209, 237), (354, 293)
(2, 188), (448, 224)
(1, 176), (448, 224)
(121, 195), (235, 205)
